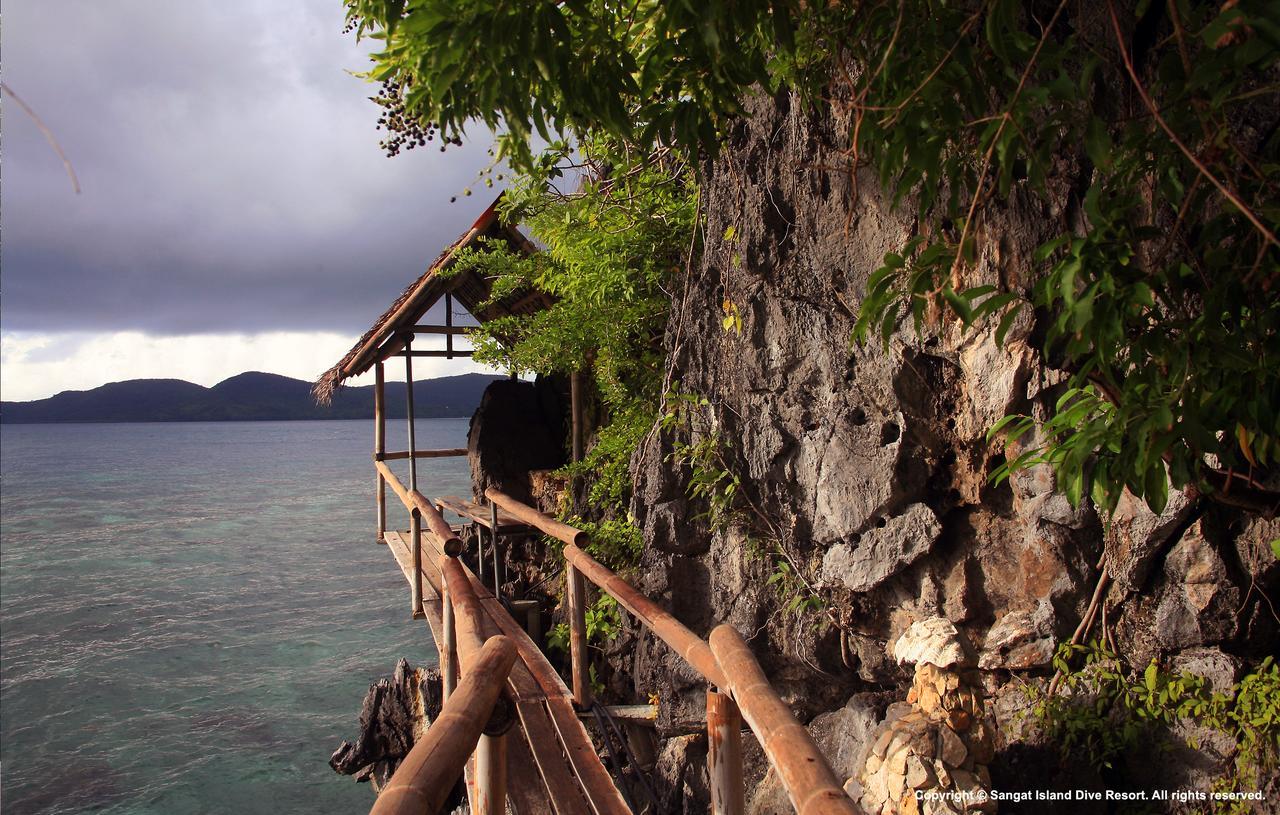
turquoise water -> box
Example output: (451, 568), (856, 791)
(0, 419), (472, 814)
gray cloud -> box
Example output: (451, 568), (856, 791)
(1, 0), (501, 336)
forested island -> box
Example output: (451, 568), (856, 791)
(0, 371), (501, 423)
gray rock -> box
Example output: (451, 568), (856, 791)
(822, 503), (942, 592)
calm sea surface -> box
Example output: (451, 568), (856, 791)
(1, 419), (472, 814)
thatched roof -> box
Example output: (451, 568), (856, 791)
(312, 195), (547, 405)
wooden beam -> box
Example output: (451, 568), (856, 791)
(369, 636), (517, 815)
(565, 541), (727, 689)
(445, 292), (455, 359)
(483, 487), (728, 687)
(409, 324), (471, 335)
(708, 626), (860, 815)
(403, 349), (474, 358)
(573, 705), (658, 724)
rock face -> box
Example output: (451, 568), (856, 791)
(621, 84), (1279, 809)
(331, 661), (466, 810)
(468, 377), (567, 504)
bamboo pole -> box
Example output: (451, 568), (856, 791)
(442, 578), (457, 701)
(374, 461), (464, 557)
(708, 626), (860, 815)
(410, 510), (424, 619)
(404, 338), (418, 492)
(489, 500), (502, 596)
(474, 731), (507, 815)
(565, 541), (728, 689)
(483, 487), (729, 687)
(567, 562), (591, 708)
(484, 488), (588, 547)
(445, 292), (454, 359)
(379, 448), (469, 461)
(707, 690), (745, 815)
(441, 556), (488, 666)
(369, 636), (517, 815)
(375, 362), (387, 543)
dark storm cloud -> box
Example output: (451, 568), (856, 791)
(1, 0), (499, 335)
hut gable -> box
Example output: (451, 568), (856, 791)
(313, 196), (548, 405)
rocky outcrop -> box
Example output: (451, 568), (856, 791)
(468, 377), (567, 504)
(622, 83), (1279, 809)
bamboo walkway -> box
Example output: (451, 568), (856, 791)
(382, 526), (631, 815)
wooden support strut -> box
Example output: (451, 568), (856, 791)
(708, 626), (861, 815)
(368, 635), (517, 815)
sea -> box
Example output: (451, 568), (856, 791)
(0, 419), (473, 814)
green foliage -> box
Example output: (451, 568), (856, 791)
(1027, 640), (1280, 809)
(559, 404), (653, 515)
(342, 0), (830, 172)
(571, 516), (644, 572)
(660, 391), (743, 530)
(842, 0), (1280, 515)
(450, 137), (695, 570)
(766, 558), (825, 614)
(547, 594), (622, 654)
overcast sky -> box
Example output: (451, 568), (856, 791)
(1, 1), (502, 400)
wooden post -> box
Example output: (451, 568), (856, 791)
(441, 577), (457, 701)
(709, 626), (860, 815)
(474, 732), (507, 815)
(369, 636), (517, 815)
(707, 689), (745, 815)
(375, 362), (387, 543)
(567, 562), (591, 708)
(404, 337), (418, 492)
(410, 510), (424, 619)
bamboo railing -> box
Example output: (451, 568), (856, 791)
(484, 488), (861, 815)
(369, 636), (516, 815)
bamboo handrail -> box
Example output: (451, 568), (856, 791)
(440, 555), (488, 668)
(369, 635), (517, 815)
(484, 487), (728, 689)
(709, 626), (861, 815)
(484, 487), (588, 546)
(375, 460), (464, 556)
(378, 448), (469, 461)
(471, 489), (861, 815)
(563, 541), (729, 690)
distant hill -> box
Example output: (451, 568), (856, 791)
(0, 372), (504, 423)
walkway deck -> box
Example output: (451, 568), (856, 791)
(382, 528), (632, 815)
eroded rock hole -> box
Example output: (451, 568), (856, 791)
(880, 421), (901, 445)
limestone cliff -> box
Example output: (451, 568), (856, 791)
(618, 88), (1280, 812)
